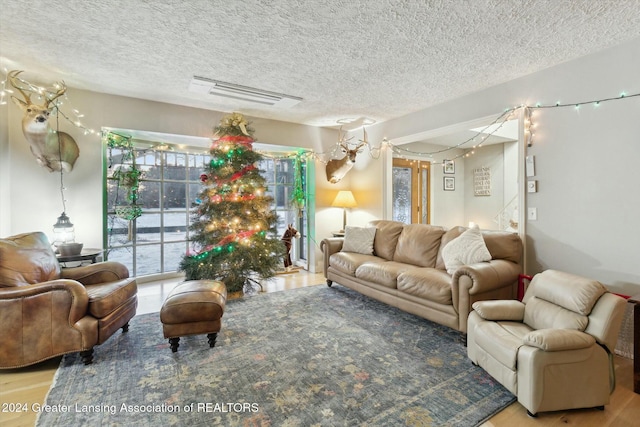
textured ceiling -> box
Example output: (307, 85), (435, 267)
(1, 0), (640, 127)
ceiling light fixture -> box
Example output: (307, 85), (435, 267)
(336, 117), (377, 129)
(188, 76), (302, 108)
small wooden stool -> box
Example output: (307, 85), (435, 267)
(160, 280), (227, 352)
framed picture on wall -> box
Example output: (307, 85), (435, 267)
(443, 176), (455, 191)
(443, 160), (455, 174)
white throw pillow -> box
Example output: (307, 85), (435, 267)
(341, 226), (376, 255)
(441, 226), (492, 275)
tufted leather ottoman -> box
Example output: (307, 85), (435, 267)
(160, 280), (227, 352)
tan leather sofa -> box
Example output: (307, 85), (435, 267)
(321, 220), (522, 332)
(467, 269), (626, 416)
(0, 232), (138, 368)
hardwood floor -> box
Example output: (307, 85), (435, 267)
(1, 271), (638, 426)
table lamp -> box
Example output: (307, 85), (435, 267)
(332, 190), (357, 232)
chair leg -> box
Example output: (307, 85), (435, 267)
(327, 279), (333, 287)
(169, 337), (180, 352)
(207, 333), (217, 348)
(80, 348), (94, 365)
(122, 322), (130, 333)
(526, 410), (537, 418)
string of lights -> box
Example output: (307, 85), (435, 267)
(531, 92), (639, 109)
(326, 91), (639, 165)
(4, 70), (637, 165)
(1, 70), (97, 135)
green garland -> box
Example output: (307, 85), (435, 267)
(290, 151), (306, 216)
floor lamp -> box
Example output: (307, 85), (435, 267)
(332, 190), (357, 233)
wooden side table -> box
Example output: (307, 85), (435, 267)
(629, 293), (640, 394)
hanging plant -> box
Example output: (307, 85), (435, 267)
(106, 131), (135, 162)
(113, 167), (142, 221)
(113, 167), (142, 193)
(104, 131), (143, 224)
(290, 152), (306, 217)
(115, 204), (143, 221)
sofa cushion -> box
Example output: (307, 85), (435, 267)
(524, 269), (606, 316)
(329, 252), (384, 276)
(0, 232), (61, 287)
(475, 321), (532, 370)
(436, 226), (465, 270)
(523, 297), (589, 331)
(481, 230), (522, 264)
(441, 226), (492, 275)
(397, 268), (452, 304)
(368, 220), (404, 260)
(85, 278), (138, 318)
(393, 224), (444, 268)
(355, 261), (412, 289)
(341, 226), (376, 255)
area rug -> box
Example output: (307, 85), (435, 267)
(37, 285), (515, 426)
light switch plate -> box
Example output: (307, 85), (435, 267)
(528, 207), (537, 221)
(526, 155), (535, 177)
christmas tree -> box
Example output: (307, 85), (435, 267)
(180, 112), (285, 294)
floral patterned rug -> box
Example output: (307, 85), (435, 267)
(37, 284), (515, 426)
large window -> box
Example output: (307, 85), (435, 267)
(105, 142), (309, 276)
(106, 148), (209, 276)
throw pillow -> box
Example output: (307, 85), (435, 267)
(341, 226), (376, 255)
(441, 225), (492, 275)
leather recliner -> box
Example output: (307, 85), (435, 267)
(467, 269), (626, 416)
(0, 232), (138, 368)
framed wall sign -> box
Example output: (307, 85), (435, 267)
(473, 167), (491, 196)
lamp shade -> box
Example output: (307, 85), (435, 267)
(332, 191), (357, 208)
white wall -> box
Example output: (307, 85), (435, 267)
(525, 100), (640, 295)
(348, 37), (640, 294)
(3, 88), (339, 273)
(463, 143), (505, 230)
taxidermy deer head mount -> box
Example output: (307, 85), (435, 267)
(325, 127), (368, 184)
(9, 70), (80, 172)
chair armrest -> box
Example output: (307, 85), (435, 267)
(0, 279), (89, 324)
(524, 328), (596, 351)
(472, 300), (525, 321)
(60, 261), (130, 285)
(320, 238), (344, 277)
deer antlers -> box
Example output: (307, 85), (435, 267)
(8, 70), (68, 107)
(337, 126), (368, 152)
(8, 70), (32, 104)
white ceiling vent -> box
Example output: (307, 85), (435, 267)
(188, 76), (302, 108)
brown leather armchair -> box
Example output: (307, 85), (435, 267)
(0, 232), (138, 368)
